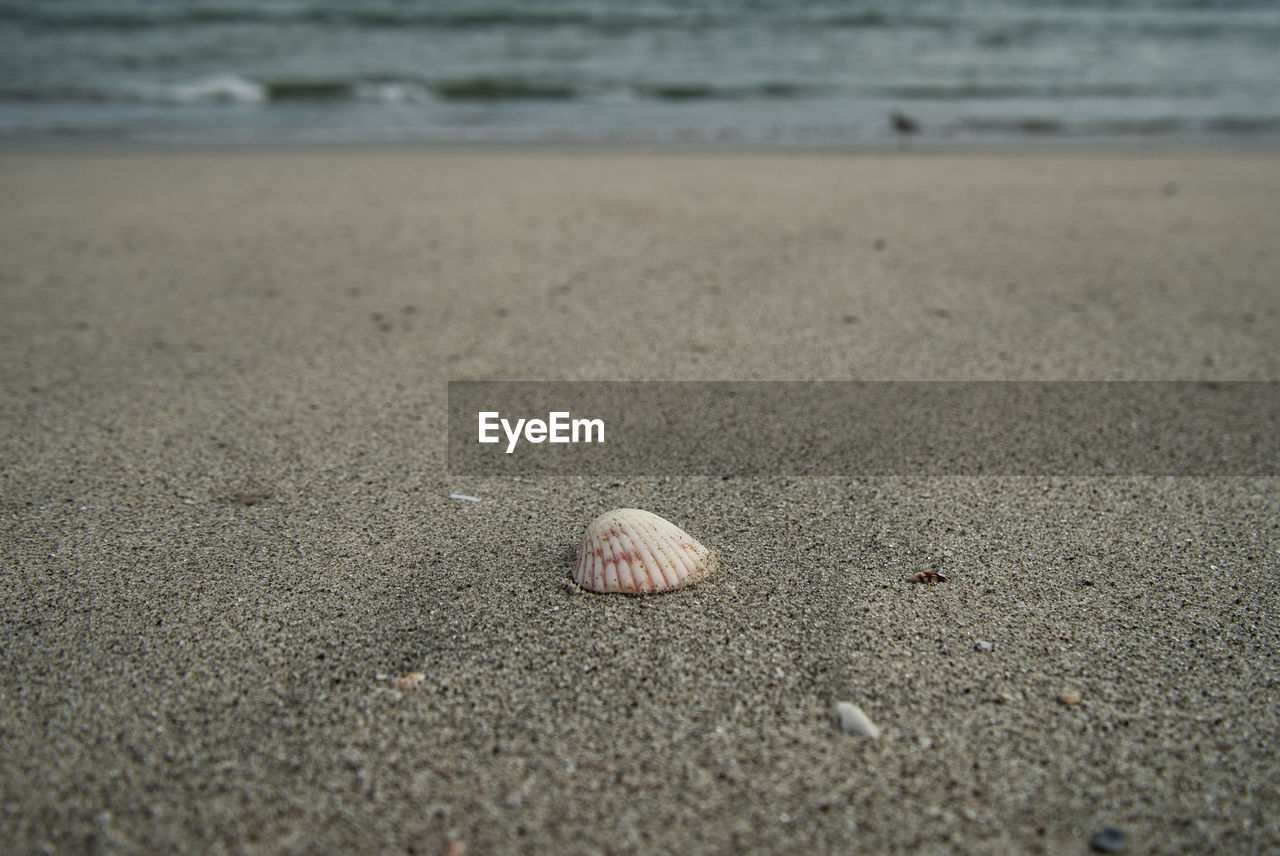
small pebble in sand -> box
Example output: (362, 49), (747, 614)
(390, 672), (426, 689)
(911, 570), (947, 583)
(1058, 690), (1083, 706)
(449, 493), (481, 502)
(834, 701), (881, 738)
(440, 841), (466, 856)
(1090, 826), (1126, 853)
(975, 640), (994, 652)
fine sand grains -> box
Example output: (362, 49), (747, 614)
(1, 150), (1277, 854)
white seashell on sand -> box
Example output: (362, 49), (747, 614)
(571, 508), (719, 594)
(834, 701), (881, 738)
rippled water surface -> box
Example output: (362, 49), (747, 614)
(2, 0), (1278, 145)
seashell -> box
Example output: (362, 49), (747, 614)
(571, 508), (719, 594)
(834, 701), (881, 738)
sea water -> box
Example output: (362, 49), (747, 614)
(2, 0), (1278, 146)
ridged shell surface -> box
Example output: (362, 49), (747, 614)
(572, 508), (718, 594)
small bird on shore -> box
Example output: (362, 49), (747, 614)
(890, 110), (920, 147)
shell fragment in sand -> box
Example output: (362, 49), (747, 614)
(834, 701), (881, 738)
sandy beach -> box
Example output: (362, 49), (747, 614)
(2, 148), (1277, 854)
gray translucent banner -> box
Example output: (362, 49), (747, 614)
(447, 381), (1278, 476)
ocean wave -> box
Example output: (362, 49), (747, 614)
(0, 4), (724, 31)
(0, 2), (937, 34)
(956, 114), (1280, 138)
(350, 81), (436, 105)
(0, 75), (269, 105)
(5, 74), (817, 106)
(0, 3), (294, 30)
(880, 83), (1218, 101)
(3, 0), (1276, 38)
(1205, 115), (1280, 134)
(1, 69), (1265, 118)
(160, 75), (267, 104)
(427, 79), (813, 102)
(878, 81), (1225, 101)
(430, 78), (578, 101)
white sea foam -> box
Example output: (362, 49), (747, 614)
(352, 80), (436, 104)
(158, 75), (267, 105)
